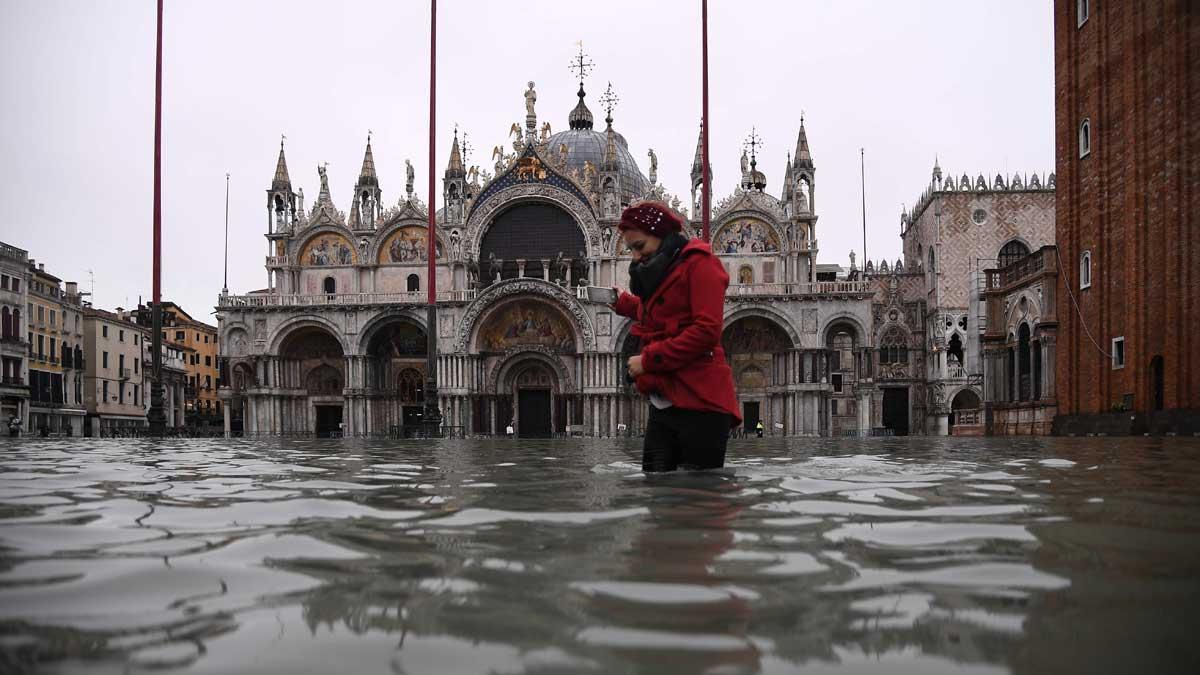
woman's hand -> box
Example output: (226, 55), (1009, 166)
(627, 355), (645, 378)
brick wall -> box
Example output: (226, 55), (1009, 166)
(1054, 0), (1198, 420)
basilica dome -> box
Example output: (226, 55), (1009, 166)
(545, 88), (650, 204)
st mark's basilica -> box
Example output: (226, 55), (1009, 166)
(216, 63), (1054, 438)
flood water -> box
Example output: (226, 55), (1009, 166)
(1, 437), (1199, 674)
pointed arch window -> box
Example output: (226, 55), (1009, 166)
(1080, 250), (1092, 289)
(879, 327), (908, 365)
(1079, 119), (1092, 158)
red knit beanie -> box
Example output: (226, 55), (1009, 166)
(618, 201), (683, 238)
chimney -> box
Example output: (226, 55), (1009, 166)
(66, 281), (78, 297)
(39, 263), (45, 271)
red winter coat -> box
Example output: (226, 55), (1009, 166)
(614, 239), (742, 427)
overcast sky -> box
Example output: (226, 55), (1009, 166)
(1, 0), (1053, 320)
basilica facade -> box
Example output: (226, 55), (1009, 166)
(216, 78), (1044, 438)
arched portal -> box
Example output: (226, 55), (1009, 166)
(824, 321), (862, 436)
(363, 318), (428, 434)
(723, 316), (792, 433)
(278, 326), (346, 437)
(479, 203), (587, 286)
(949, 388), (982, 433)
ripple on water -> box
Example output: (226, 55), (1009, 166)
(1, 436), (1198, 674)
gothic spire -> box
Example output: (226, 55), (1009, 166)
(793, 116), (814, 169)
(690, 120), (706, 182)
(600, 82), (619, 170)
(357, 132), (378, 187)
(272, 136), (291, 190)
(446, 127), (465, 176)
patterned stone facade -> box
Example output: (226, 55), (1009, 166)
(900, 164), (1056, 434)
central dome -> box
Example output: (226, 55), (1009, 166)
(544, 88), (650, 205)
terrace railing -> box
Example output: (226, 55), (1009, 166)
(218, 289), (477, 309)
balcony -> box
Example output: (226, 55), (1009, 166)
(0, 242), (28, 264)
(1, 376), (24, 387)
(725, 281), (873, 299)
(266, 255), (292, 268)
(987, 247), (1053, 290)
(119, 368), (132, 380)
(219, 289), (477, 309)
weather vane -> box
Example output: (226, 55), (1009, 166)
(599, 81), (619, 117)
(743, 127), (764, 167)
(569, 41), (594, 88)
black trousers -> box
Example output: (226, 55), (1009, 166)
(642, 406), (733, 472)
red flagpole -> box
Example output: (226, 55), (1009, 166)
(427, 0), (437, 303)
(148, 0), (166, 435)
(701, 0), (711, 242)
(423, 0), (442, 433)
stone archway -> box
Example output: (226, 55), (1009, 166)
(278, 325), (346, 437)
(459, 281), (593, 353)
(361, 316), (428, 434)
(722, 315), (792, 434)
(487, 350), (572, 439)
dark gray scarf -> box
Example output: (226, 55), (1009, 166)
(629, 232), (688, 301)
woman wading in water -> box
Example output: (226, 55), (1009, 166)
(612, 202), (741, 472)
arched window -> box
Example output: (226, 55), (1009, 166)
(879, 327), (908, 364)
(323, 276), (336, 294)
(1032, 338), (1042, 400)
(1017, 324), (1032, 401)
(407, 274), (420, 292)
(1080, 250), (1092, 289)
(947, 333), (965, 376)
(1, 306), (10, 339)
(927, 248), (935, 273)
(1079, 119), (1092, 157)
(998, 240), (1031, 268)
(738, 266), (754, 285)
(397, 368), (423, 404)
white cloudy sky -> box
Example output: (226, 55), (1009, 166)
(0, 0), (1053, 319)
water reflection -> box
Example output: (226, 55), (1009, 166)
(0, 437), (1198, 674)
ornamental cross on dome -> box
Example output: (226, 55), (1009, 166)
(569, 42), (594, 88)
(600, 82), (619, 117)
(743, 127), (764, 169)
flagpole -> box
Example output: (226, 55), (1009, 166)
(148, 0), (166, 436)
(701, 0), (711, 242)
(860, 148), (867, 267)
(424, 0), (443, 436)
(222, 172), (230, 295)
